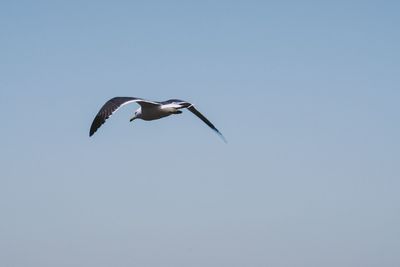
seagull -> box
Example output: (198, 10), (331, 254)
(89, 97), (226, 142)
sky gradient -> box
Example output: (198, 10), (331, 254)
(1, 1), (399, 266)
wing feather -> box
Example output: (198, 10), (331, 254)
(89, 97), (159, 136)
(187, 105), (227, 143)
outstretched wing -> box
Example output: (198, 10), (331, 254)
(187, 105), (227, 143)
(89, 97), (159, 136)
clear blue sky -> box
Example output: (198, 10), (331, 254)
(1, 1), (399, 266)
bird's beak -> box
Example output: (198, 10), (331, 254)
(130, 116), (136, 122)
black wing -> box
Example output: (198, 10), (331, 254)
(89, 97), (158, 136)
(187, 105), (227, 143)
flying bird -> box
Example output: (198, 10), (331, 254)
(89, 97), (226, 142)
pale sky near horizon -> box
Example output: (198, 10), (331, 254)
(1, 1), (399, 266)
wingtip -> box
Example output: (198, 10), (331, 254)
(219, 133), (228, 144)
(214, 130), (227, 143)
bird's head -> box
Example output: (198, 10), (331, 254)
(130, 109), (141, 122)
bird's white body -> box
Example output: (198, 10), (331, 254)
(135, 106), (177, 121)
